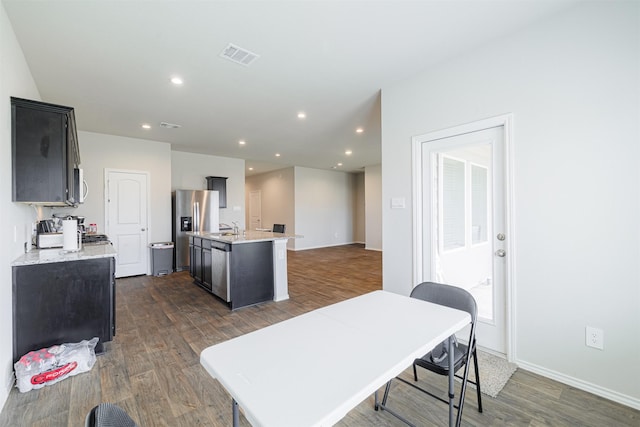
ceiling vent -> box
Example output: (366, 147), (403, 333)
(159, 122), (181, 129)
(220, 43), (260, 66)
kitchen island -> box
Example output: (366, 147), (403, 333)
(188, 230), (297, 310)
(11, 244), (117, 363)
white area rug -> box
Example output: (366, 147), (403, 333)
(462, 350), (517, 398)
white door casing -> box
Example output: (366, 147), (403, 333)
(412, 114), (515, 359)
(105, 169), (150, 278)
(249, 190), (262, 230)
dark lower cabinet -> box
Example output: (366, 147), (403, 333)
(12, 257), (116, 364)
(229, 241), (273, 310)
(189, 238), (274, 310)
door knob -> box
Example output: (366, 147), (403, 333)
(497, 233), (505, 241)
(495, 249), (506, 257)
(141, 228), (146, 231)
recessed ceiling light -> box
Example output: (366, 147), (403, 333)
(141, 124), (151, 129)
(248, 167), (254, 171)
(275, 153), (281, 157)
(356, 127), (364, 133)
(239, 140), (246, 145)
(170, 76), (183, 85)
(345, 150), (353, 155)
(297, 112), (306, 119)
(337, 163), (343, 167)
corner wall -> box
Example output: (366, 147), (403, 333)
(365, 164), (382, 251)
(294, 167), (357, 250)
(381, 1), (639, 407)
(0, 2), (42, 410)
(245, 168), (295, 247)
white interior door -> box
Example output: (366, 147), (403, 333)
(105, 169), (149, 278)
(249, 190), (262, 230)
(414, 117), (512, 356)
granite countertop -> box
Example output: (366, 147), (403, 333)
(188, 230), (301, 245)
(12, 243), (117, 267)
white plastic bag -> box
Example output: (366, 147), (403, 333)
(14, 337), (99, 393)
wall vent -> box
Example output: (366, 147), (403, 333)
(220, 43), (260, 66)
(159, 122), (182, 129)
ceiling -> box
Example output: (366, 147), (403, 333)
(3, 0), (579, 176)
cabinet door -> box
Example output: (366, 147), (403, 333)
(12, 258), (113, 363)
(193, 239), (203, 283)
(189, 241), (196, 278)
(12, 103), (67, 203)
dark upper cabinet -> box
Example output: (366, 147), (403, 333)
(11, 97), (81, 206)
(206, 176), (227, 208)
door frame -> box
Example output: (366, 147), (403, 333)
(104, 168), (151, 275)
(411, 113), (516, 360)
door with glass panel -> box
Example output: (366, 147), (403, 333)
(422, 126), (506, 354)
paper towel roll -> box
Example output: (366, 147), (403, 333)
(62, 219), (78, 251)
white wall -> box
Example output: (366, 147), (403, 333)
(365, 164), (382, 251)
(171, 151), (245, 228)
(0, 3), (43, 409)
(381, 1), (639, 408)
(245, 167), (295, 247)
(353, 172), (365, 244)
(294, 167), (356, 250)
(71, 131), (172, 249)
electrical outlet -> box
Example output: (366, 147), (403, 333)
(585, 326), (604, 350)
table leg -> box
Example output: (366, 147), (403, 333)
(232, 399), (239, 427)
(448, 335), (455, 427)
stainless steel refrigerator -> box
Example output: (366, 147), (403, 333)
(172, 190), (220, 271)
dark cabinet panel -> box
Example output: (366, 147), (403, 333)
(12, 257), (115, 363)
(189, 238), (274, 310)
(11, 97), (80, 206)
(229, 241), (274, 310)
(206, 176), (227, 208)
(192, 237), (203, 284)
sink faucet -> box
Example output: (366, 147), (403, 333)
(232, 221), (239, 235)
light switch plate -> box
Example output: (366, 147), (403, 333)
(391, 197), (405, 209)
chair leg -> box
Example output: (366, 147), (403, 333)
(413, 362), (418, 381)
(381, 380), (392, 406)
(456, 363), (471, 427)
(472, 348), (483, 413)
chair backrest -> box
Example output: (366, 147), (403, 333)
(272, 224), (286, 233)
(410, 281), (477, 324)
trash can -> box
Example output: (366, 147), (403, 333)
(149, 242), (174, 276)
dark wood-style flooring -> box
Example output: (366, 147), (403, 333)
(0, 244), (637, 426)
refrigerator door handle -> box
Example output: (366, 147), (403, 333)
(194, 202), (200, 232)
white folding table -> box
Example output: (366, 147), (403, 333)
(200, 290), (470, 427)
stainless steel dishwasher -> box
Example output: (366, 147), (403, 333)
(210, 240), (231, 302)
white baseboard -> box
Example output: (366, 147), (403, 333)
(0, 372), (15, 414)
(517, 360), (640, 410)
(292, 241), (361, 251)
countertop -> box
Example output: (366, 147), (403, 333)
(188, 230), (301, 245)
(12, 243), (117, 267)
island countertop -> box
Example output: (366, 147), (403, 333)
(187, 230), (301, 244)
(11, 244), (117, 267)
